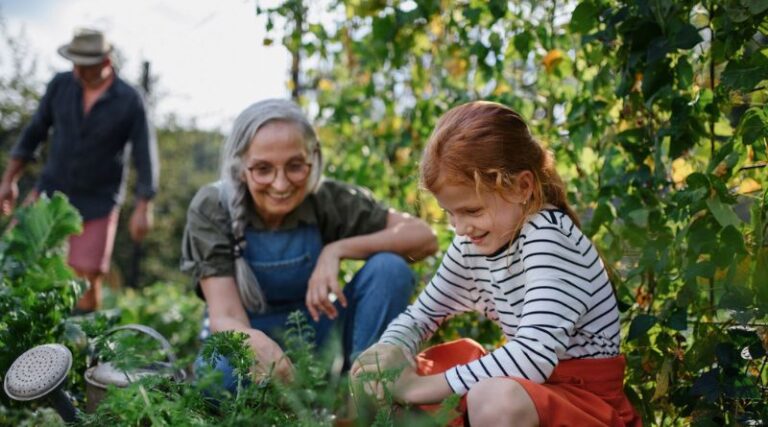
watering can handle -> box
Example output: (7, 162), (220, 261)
(103, 324), (184, 380)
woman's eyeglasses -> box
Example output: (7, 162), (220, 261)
(246, 160), (312, 185)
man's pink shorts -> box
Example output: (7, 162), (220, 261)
(67, 209), (119, 274)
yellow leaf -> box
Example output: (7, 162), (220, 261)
(632, 72), (643, 93)
(406, 190), (417, 205)
(429, 17), (444, 38)
(713, 161), (728, 177)
(542, 49), (563, 73)
(652, 358), (673, 402)
(356, 72), (371, 85)
(445, 56), (468, 77)
(392, 116), (403, 132)
(738, 178), (762, 194)
(672, 157), (694, 185)
(317, 78), (334, 91)
(493, 81), (510, 96)
(395, 147), (411, 166)
(644, 155), (655, 171)
(424, 197), (444, 222)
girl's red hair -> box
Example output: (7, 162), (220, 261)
(421, 101), (580, 234)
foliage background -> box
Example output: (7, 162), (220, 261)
(1, 0), (768, 425)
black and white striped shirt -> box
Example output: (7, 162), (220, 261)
(379, 209), (621, 395)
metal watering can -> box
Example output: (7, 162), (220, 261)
(3, 324), (185, 421)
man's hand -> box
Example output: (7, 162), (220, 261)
(129, 199), (153, 242)
(247, 329), (295, 383)
(0, 180), (18, 216)
(305, 242), (347, 321)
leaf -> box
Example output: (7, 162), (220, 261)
(585, 200), (615, 236)
(690, 369), (720, 402)
(642, 60), (673, 100)
(670, 24), (702, 50)
(746, 0), (768, 14)
(738, 178), (762, 194)
(675, 58), (694, 88)
(721, 52), (768, 91)
(487, 0), (507, 20)
(628, 314), (657, 340)
(570, 1), (599, 34)
(513, 31), (533, 57)
(628, 208), (649, 227)
(646, 37), (670, 64)
(651, 358), (673, 401)
(719, 225), (747, 255)
(705, 197), (742, 228)
(667, 306), (688, 331)
(684, 260), (715, 281)
(739, 107), (768, 147)
(754, 248), (768, 308)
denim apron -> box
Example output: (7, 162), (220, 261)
(199, 223), (334, 348)
(244, 223), (322, 311)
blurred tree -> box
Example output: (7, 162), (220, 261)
(111, 117), (223, 288)
(0, 17), (42, 222)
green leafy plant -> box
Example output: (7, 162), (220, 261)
(0, 194), (84, 391)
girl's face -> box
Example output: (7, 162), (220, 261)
(243, 121), (311, 228)
(433, 174), (531, 255)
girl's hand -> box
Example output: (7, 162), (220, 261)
(247, 329), (294, 382)
(352, 366), (421, 404)
(306, 243), (347, 321)
(391, 366), (420, 404)
(392, 368), (453, 405)
(350, 343), (414, 402)
(350, 343), (413, 378)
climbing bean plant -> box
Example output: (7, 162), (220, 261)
(257, 0), (768, 424)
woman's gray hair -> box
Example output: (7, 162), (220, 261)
(220, 99), (323, 313)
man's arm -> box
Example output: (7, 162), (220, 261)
(0, 75), (60, 215)
(128, 95), (159, 242)
(0, 158), (27, 215)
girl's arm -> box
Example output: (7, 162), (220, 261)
(352, 237), (477, 373)
(201, 276), (294, 381)
(306, 210), (438, 321)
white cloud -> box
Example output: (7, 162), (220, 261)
(2, 0), (290, 130)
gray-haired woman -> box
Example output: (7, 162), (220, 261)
(181, 99), (437, 389)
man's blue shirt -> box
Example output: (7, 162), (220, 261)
(11, 71), (158, 220)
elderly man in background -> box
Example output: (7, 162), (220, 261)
(0, 28), (159, 312)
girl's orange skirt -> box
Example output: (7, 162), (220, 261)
(416, 338), (642, 427)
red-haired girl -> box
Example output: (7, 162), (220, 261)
(352, 101), (641, 426)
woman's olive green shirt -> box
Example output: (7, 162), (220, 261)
(180, 178), (389, 290)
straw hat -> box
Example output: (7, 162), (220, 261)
(57, 28), (112, 66)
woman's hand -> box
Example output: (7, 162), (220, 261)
(306, 242), (347, 321)
(247, 329), (294, 382)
